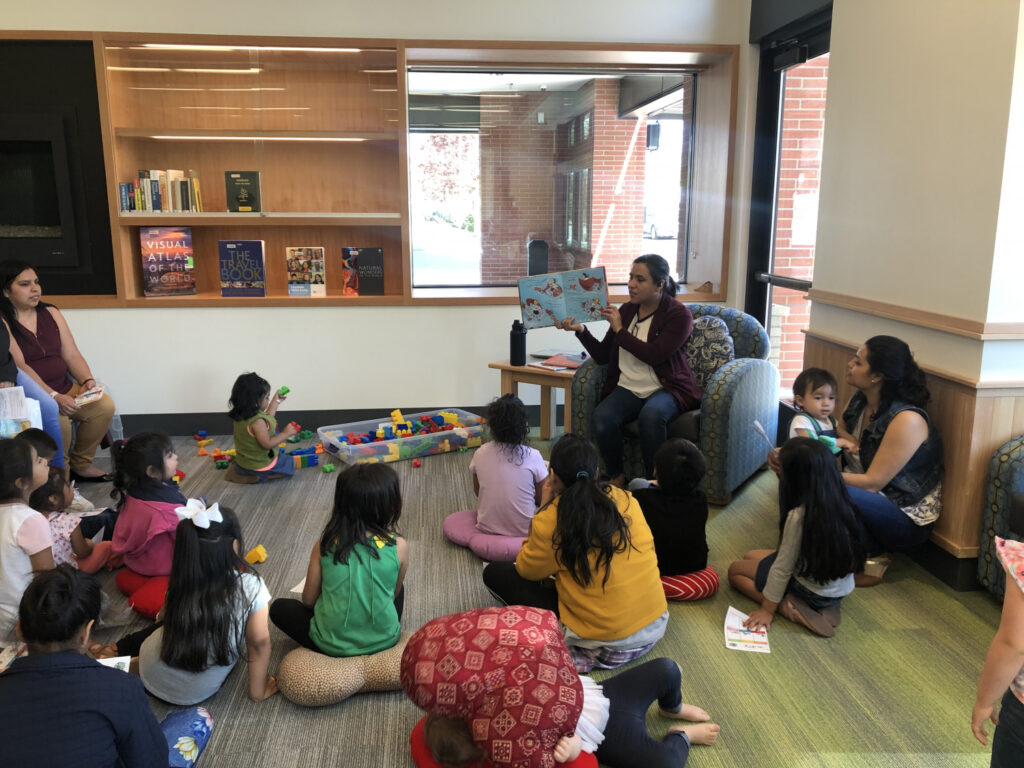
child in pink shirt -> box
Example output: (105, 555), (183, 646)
(443, 395), (547, 561)
(110, 432), (185, 618)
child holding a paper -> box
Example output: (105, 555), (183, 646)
(727, 437), (865, 638)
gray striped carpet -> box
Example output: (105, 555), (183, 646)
(85, 434), (1002, 767)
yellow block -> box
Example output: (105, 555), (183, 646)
(244, 545), (267, 564)
(197, 438), (213, 447)
(390, 408), (405, 424)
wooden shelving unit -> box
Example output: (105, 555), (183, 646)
(100, 34), (408, 303)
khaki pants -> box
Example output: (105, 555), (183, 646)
(58, 381), (116, 474)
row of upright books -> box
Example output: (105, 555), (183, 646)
(120, 170), (204, 213)
(140, 227), (383, 297)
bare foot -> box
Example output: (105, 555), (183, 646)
(659, 704), (711, 722)
(670, 722), (720, 746)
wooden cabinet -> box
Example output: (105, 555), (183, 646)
(101, 35), (407, 305)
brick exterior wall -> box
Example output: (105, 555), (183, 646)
(479, 79), (651, 285)
(771, 54), (829, 390)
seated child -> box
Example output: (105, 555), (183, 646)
(628, 439), (718, 601)
(29, 466), (114, 574)
(0, 438), (53, 642)
(95, 505), (277, 706)
(109, 432), (185, 618)
(404, 607), (719, 768)
(789, 367), (856, 455)
(226, 373), (296, 484)
(443, 394), (547, 561)
(271, 463), (407, 657)
(728, 438), (866, 638)
(0, 565), (213, 768)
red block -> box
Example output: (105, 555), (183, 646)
(412, 459), (422, 468)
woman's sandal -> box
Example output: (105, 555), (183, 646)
(70, 469), (114, 483)
(855, 554), (894, 588)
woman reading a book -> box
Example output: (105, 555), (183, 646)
(557, 254), (699, 485)
(0, 261), (116, 482)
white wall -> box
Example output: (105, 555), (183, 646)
(7, 0), (756, 415)
(810, 0), (1024, 382)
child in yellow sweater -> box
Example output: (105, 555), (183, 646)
(483, 434), (667, 672)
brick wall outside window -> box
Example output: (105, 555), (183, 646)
(771, 53), (829, 391)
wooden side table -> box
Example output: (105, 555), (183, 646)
(487, 360), (576, 439)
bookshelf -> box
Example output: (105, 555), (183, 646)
(101, 35), (407, 305)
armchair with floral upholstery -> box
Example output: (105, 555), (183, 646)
(570, 303), (779, 504)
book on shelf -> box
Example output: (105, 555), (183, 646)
(219, 240), (267, 297)
(225, 171), (262, 213)
(139, 226), (196, 297)
(517, 266), (608, 330)
(119, 171), (203, 213)
(341, 247), (384, 296)
(285, 246), (326, 297)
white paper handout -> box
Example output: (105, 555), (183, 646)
(291, 577), (306, 594)
(96, 655), (133, 672)
(725, 605), (770, 653)
(0, 386), (28, 421)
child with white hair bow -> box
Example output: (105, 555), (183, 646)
(92, 500), (278, 704)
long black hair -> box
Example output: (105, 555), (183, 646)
(486, 393), (529, 463)
(864, 335), (930, 413)
(320, 463), (402, 566)
(160, 507), (252, 671)
(110, 431), (174, 507)
(548, 433), (632, 589)
(633, 254), (678, 297)
(0, 260), (51, 331)
(228, 372), (271, 421)
(0, 438), (34, 503)
(777, 437), (866, 583)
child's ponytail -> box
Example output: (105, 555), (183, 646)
(0, 438), (33, 502)
(548, 434), (631, 589)
(160, 506), (249, 672)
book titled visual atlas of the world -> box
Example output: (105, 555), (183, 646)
(139, 226), (195, 297)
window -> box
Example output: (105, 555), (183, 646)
(408, 68), (697, 289)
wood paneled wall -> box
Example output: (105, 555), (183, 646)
(804, 332), (1024, 558)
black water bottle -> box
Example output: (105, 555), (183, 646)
(510, 320), (527, 366)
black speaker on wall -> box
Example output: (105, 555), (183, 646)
(0, 40), (115, 295)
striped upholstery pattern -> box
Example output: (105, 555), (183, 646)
(661, 566), (720, 601)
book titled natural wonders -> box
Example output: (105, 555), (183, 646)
(139, 226), (195, 297)
(342, 247), (384, 296)
(218, 240), (266, 297)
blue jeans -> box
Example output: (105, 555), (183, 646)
(593, 387), (681, 478)
(17, 369), (65, 468)
(993, 689), (1024, 768)
(753, 551), (842, 610)
(847, 486), (932, 556)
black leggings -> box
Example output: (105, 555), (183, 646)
(481, 561), (559, 614)
(269, 585), (405, 652)
(114, 621), (162, 657)
(597, 657), (689, 768)
(78, 507), (119, 540)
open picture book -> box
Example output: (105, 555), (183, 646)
(517, 267), (609, 330)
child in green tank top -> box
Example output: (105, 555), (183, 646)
(269, 463), (409, 656)
(227, 372), (297, 482)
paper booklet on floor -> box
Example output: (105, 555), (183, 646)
(724, 606), (770, 653)
(96, 656), (133, 672)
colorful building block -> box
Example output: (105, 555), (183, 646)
(412, 459), (422, 468)
(322, 463), (335, 473)
(278, 386), (290, 397)
(197, 448), (209, 456)
(215, 460), (230, 469)
(390, 409), (404, 424)
(299, 429), (315, 440)
(244, 545), (267, 564)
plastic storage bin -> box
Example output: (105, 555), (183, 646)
(318, 408), (485, 465)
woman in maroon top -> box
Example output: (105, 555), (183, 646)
(0, 262), (116, 482)
(558, 254), (700, 485)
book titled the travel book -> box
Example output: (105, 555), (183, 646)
(517, 266), (608, 329)
(341, 247), (384, 296)
(139, 226), (196, 297)
(224, 171), (262, 213)
(285, 246), (326, 297)
(218, 240), (267, 297)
